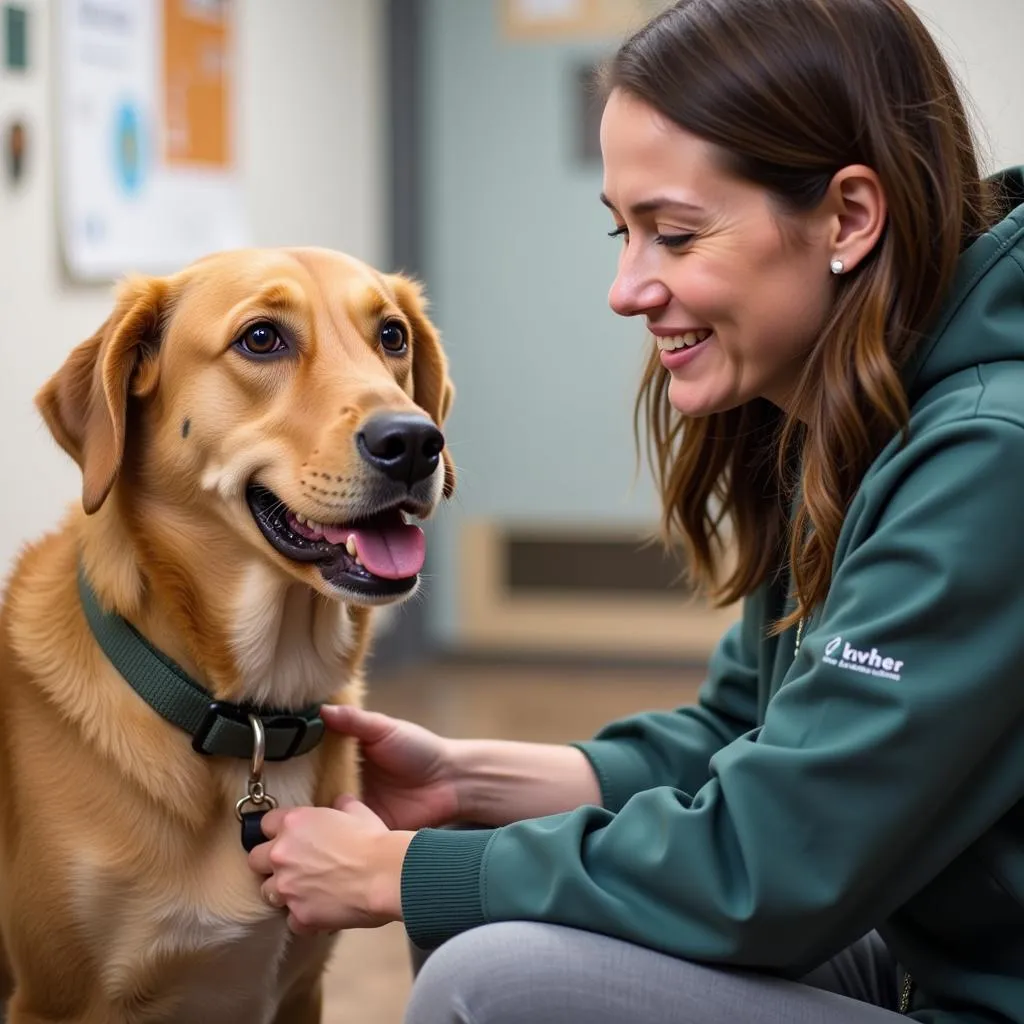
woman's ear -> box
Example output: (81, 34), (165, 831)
(826, 164), (888, 273)
(35, 275), (168, 514)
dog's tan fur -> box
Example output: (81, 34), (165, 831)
(0, 248), (454, 1023)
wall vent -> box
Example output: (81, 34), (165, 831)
(503, 533), (692, 596)
(454, 520), (738, 661)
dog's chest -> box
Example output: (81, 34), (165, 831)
(70, 757), (328, 1023)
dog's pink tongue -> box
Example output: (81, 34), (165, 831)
(322, 522), (425, 579)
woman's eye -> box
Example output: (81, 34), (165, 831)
(236, 322), (287, 358)
(607, 225), (629, 241)
(654, 232), (695, 250)
(379, 320), (409, 355)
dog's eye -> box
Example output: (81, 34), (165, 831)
(379, 320), (408, 355)
(236, 322), (287, 358)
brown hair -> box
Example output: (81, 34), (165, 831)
(607, 0), (997, 629)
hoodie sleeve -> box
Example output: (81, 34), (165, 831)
(568, 596), (762, 813)
(402, 415), (1024, 967)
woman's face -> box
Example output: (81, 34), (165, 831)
(600, 89), (837, 418)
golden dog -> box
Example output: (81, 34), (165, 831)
(0, 247), (454, 1023)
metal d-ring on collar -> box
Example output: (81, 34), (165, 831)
(235, 714), (280, 822)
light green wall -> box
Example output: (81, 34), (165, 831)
(421, 0), (661, 642)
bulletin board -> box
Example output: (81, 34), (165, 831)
(57, 0), (246, 283)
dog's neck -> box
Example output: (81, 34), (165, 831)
(80, 498), (369, 710)
(223, 560), (366, 708)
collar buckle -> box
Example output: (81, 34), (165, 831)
(192, 700), (323, 760)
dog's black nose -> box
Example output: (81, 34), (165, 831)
(357, 413), (444, 487)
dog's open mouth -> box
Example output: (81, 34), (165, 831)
(246, 484), (424, 597)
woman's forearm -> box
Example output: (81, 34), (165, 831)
(448, 739), (602, 826)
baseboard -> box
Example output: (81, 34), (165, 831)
(454, 519), (739, 661)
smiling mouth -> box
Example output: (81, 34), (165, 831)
(655, 329), (713, 352)
(245, 484), (425, 598)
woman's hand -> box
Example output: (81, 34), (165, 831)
(321, 705), (462, 830)
(248, 796), (414, 934)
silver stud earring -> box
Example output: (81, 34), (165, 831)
(830, 258), (845, 275)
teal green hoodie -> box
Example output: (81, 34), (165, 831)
(402, 170), (1024, 1023)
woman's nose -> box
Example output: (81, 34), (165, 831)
(608, 260), (671, 318)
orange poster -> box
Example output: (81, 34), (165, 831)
(163, 0), (232, 168)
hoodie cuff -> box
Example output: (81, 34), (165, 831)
(570, 739), (655, 812)
(401, 826), (495, 950)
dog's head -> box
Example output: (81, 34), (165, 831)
(36, 247), (455, 606)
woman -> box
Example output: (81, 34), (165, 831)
(249, 0), (1024, 1020)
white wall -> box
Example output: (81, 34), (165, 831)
(0, 0), (384, 574)
(236, 1), (383, 255)
(912, 0), (1024, 173)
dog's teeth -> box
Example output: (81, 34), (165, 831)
(345, 536), (357, 558)
(296, 515), (308, 526)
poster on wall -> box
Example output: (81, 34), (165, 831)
(500, 0), (658, 41)
(57, 0), (246, 283)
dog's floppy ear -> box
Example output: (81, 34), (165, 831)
(36, 275), (168, 515)
(387, 273), (456, 498)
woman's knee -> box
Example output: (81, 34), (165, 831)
(403, 921), (596, 1024)
(403, 920), (722, 1024)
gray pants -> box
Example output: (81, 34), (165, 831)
(404, 923), (903, 1023)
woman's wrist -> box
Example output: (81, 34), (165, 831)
(368, 829), (416, 923)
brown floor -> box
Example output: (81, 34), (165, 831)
(320, 658), (705, 1024)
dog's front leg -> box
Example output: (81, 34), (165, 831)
(272, 931), (338, 1024)
(270, 980), (323, 1024)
